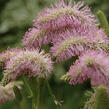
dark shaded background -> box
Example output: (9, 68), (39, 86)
(0, 0), (109, 109)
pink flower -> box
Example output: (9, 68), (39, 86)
(22, 27), (53, 48)
(67, 50), (109, 88)
(22, 0), (98, 48)
(5, 49), (53, 80)
(50, 29), (109, 62)
(34, 0), (97, 31)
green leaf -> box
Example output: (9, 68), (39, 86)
(97, 10), (109, 37)
(93, 85), (109, 109)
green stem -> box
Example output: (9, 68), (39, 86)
(97, 10), (109, 37)
(32, 79), (40, 109)
(32, 98), (35, 109)
(36, 79), (40, 109)
(22, 75), (33, 98)
(46, 79), (61, 107)
(46, 80), (55, 100)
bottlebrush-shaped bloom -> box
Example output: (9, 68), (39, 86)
(22, 24), (92, 48)
(50, 29), (109, 62)
(67, 50), (109, 88)
(0, 81), (22, 105)
(23, 0), (98, 48)
(22, 27), (52, 48)
(5, 49), (53, 80)
(34, 0), (97, 31)
(0, 48), (21, 68)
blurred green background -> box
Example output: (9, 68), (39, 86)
(0, 0), (109, 109)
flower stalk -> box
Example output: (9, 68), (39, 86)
(46, 79), (62, 107)
(35, 79), (40, 109)
(22, 75), (33, 98)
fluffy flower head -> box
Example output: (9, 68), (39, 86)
(34, 0), (97, 30)
(51, 29), (109, 62)
(22, 28), (52, 48)
(5, 49), (53, 80)
(67, 50), (109, 88)
(23, 0), (98, 48)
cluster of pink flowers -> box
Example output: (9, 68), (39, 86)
(67, 50), (109, 87)
(0, 0), (109, 105)
(23, 0), (100, 49)
(0, 49), (53, 82)
(34, 0), (97, 30)
(50, 29), (109, 62)
(5, 49), (53, 80)
(0, 48), (53, 90)
(22, 0), (109, 91)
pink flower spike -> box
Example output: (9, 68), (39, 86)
(23, 0), (101, 48)
(50, 29), (109, 62)
(34, 0), (97, 31)
(5, 49), (53, 80)
(22, 28), (53, 48)
(67, 50), (109, 88)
